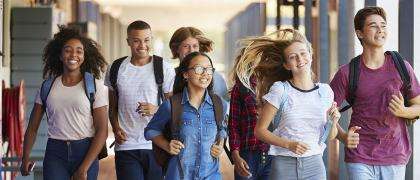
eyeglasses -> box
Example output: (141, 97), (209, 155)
(188, 66), (215, 75)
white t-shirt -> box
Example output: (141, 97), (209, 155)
(104, 56), (175, 151)
(35, 76), (108, 140)
(263, 81), (333, 157)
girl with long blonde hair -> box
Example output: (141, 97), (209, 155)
(236, 29), (339, 179)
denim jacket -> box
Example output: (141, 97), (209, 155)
(145, 88), (227, 180)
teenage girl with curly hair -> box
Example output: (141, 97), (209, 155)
(21, 27), (108, 180)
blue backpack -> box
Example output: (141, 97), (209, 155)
(40, 72), (96, 109)
(40, 72), (108, 159)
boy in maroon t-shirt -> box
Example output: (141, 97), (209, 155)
(330, 6), (420, 180)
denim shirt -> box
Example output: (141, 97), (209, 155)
(145, 88), (227, 180)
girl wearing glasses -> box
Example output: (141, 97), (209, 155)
(236, 29), (340, 179)
(144, 52), (227, 180)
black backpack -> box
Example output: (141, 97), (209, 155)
(339, 51), (416, 125)
(108, 55), (165, 149)
(109, 55), (165, 105)
(152, 93), (225, 170)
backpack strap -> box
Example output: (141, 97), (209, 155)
(268, 82), (288, 132)
(40, 76), (58, 111)
(318, 84), (334, 144)
(170, 93), (183, 141)
(109, 56), (127, 97)
(153, 55), (164, 105)
(83, 72), (108, 159)
(387, 51), (411, 106)
(339, 55), (361, 112)
(169, 93), (185, 179)
(109, 56), (127, 116)
(209, 93), (224, 144)
(41, 73), (96, 112)
(83, 72), (96, 113)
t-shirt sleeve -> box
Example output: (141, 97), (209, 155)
(104, 65), (113, 90)
(325, 84), (334, 105)
(318, 83), (334, 101)
(144, 100), (171, 140)
(262, 81), (286, 109)
(330, 65), (349, 106)
(93, 79), (109, 108)
(163, 60), (176, 93)
(404, 61), (420, 99)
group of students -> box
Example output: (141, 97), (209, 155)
(19, 6), (420, 180)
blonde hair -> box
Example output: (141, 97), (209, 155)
(235, 29), (313, 102)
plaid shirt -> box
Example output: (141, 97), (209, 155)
(228, 79), (269, 152)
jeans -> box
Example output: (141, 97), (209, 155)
(347, 163), (406, 180)
(234, 150), (272, 180)
(115, 149), (163, 180)
(43, 138), (99, 180)
(269, 154), (326, 180)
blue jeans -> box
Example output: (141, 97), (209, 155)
(347, 163), (406, 180)
(234, 151), (272, 180)
(115, 149), (163, 180)
(43, 138), (99, 180)
(269, 154), (326, 180)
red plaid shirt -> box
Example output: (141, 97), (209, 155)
(228, 79), (269, 152)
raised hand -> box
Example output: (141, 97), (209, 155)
(346, 126), (361, 148)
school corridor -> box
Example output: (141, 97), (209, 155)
(1, 0), (420, 180)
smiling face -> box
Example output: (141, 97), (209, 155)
(127, 29), (152, 59)
(282, 41), (312, 74)
(356, 14), (388, 47)
(61, 38), (84, 73)
(178, 37), (200, 60)
(183, 55), (214, 90)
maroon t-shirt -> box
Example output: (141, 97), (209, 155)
(330, 54), (420, 165)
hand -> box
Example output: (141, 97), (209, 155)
(113, 127), (128, 145)
(20, 158), (33, 176)
(136, 102), (158, 116)
(232, 153), (252, 177)
(328, 102), (341, 123)
(287, 141), (309, 155)
(388, 93), (408, 118)
(345, 126), (361, 148)
(210, 144), (223, 158)
(72, 168), (88, 180)
(168, 140), (184, 155)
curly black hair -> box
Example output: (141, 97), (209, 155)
(42, 26), (107, 79)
